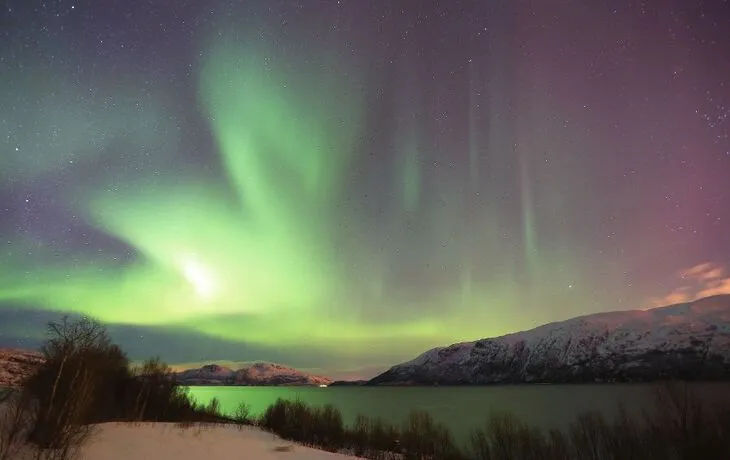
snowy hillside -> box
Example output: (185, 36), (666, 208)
(368, 294), (730, 385)
(174, 362), (332, 386)
(0, 349), (44, 387)
(175, 364), (236, 383)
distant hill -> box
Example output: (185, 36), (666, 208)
(368, 294), (730, 385)
(0, 349), (44, 387)
(0, 349), (331, 387)
(173, 362), (333, 386)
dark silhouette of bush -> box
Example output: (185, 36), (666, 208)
(23, 316), (116, 451)
(466, 382), (730, 460)
(345, 414), (400, 459)
(257, 399), (465, 459)
(259, 399), (368, 454)
(259, 398), (322, 446)
(231, 401), (253, 425)
(4, 315), (229, 459)
(309, 404), (344, 450)
(400, 410), (464, 459)
(470, 412), (550, 460)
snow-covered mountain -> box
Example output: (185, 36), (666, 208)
(0, 349), (44, 387)
(174, 362), (332, 386)
(368, 294), (730, 385)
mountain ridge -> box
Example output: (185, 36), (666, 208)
(367, 294), (730, 385)
(174, 361), (332, 386)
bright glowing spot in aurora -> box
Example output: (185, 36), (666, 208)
(181, 257), (219, 300)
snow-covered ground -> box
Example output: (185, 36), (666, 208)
(10, 422), (363, 460)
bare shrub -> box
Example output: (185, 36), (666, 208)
(470, 412), (546, 460)
(346, 414), (370, 456)
(259, 398), (319, 444)
(640, 381), (728, 460)
(310, 404), (344, 450)
(569, 411), (611, 460)
(259, 398), (288, 434)
(345, 414), (400, 460)
(604, 403), (646, 460)
(205, 397), (221, 418)
(545, 428), (570, 459)
(232, 402), (253, 426)
(23, 316), (112, 455)
(0, 390), (37, 460)
(400, 410), (462, 459)
(259, 399), (401, 458)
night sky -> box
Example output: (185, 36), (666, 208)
(1, 0), (729, 379)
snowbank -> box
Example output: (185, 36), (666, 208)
(8, 422), (363, 460)
(78, 423), (362, 460)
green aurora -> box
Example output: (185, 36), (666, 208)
(3, 1), (727, 376)
(0, 31), (578, 367)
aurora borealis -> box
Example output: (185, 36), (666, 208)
(1, 1), (730, 378)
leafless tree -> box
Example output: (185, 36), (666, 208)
(24, 316), (111, 458)
(40, 316), (110, 431)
